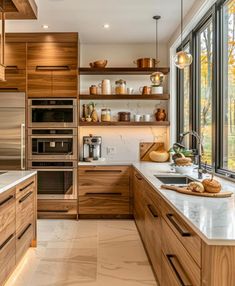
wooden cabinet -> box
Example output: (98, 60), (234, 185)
(38, 200), (77, 219)
(78, 166), (131, 216)
(27, 42), (78, 98)
(0, 175), (37, 286)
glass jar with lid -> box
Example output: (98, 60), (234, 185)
(115, 79), (127, 95)
(101, 108), (111, 122)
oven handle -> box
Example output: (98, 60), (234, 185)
(29, 105), (75, 109)
(21, 123), (25, 170)
(30, 135), (75, 139)
(31, 168), (75, 171)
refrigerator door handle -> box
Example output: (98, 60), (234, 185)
(21, 123), (25, 170)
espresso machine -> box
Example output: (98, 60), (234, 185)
(83, 135), (102, 161)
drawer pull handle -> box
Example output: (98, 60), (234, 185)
(0, 87), (19, 91)
(167, 255), (192, 286)
(85, 192), (122, 196)
(0, 195), (14, 207)
(0, 234), (14, 251)
(39, 209), (69, 213)
(84, 170), (122, 173)
(135, 174), (142, 180)
(6, 65), (19, 70)
(19, 181), (34, 192)
(166, 214), (191, 237)
(36, 66), (70, 71)
(18, 224), (32, 240)
(147, 204), (158, 218)
(19, 191), (33, 203)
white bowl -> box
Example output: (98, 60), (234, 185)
(174, 165), (194, 175)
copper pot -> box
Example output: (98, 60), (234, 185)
(118, 112), (131, 122)
(134, 58), (156, 68)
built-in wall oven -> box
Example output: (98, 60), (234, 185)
(28, 128), (77, 160)
(28, 161), (77, 200)
(28, 98), (77, 128)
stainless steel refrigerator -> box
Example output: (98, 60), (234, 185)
(0, 93), (26, 170)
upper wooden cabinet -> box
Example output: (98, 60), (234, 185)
(27, 43), (78, 68)
(5, 43), (27, 69)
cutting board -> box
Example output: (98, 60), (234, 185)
(161, 184), (233, 198)
(140, 142), (165, 161)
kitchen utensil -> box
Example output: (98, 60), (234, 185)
(143, 114), (151, 122)
(89, 60), (108, 68)
(134, 58), (157, 68)
(101, 108), (111, 122)
(89, 85), (98, 95)
(139, 86), (151, 95)
(134, 114), (141, 122)
(139, 142), (165, 161)
(115, 79), (127, 94)
(118, 112), (131, 122)
(127, 87), (134, 94)
(98, 79), (111, 95)
(155, 108), (167, 121)
(161, 185), (233, 198)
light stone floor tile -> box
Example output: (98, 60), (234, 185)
(5, 219), (158, 286)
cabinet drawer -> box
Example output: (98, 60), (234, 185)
(79, 166), (130, 176)
(27, 68), (52, 97)
(16, 190), (34, 234)
(0, 234), (15, 286)
(38, 200), (77, 216)
(16, 222), (33, 264)
(162, 218), (201, 286)
(161, 199), (201, 267)
(0, 188), (15, 247)
(79, 195), (130, 215)
(0, 69), (26, 92)
(27, 42), (77, 68)
(52, 69), (77, 97)
(16, 177), (35, 199)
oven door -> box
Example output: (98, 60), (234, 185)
(28, 98), (77, 128)
(29, 161), (77, 200)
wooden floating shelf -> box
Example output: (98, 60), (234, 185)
(79, 121), (170, 127)
(79, 94), (170, 100)
(79, 67), (170, 75)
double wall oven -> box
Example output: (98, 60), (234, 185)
(28, 98), (78, 200)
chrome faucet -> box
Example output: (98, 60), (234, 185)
(179, 131), (204, 179)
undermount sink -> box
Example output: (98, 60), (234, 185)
(154, 175), (194, 185)
(0, 172), (6, 176)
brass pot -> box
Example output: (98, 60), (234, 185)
(134, 58), (156, 68)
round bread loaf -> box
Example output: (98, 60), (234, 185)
(202, 177), (221, 193)
(175, 157), (192, 166)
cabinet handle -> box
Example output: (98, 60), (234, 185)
(147, 204), (158, 218)
(85, 192), (122, 196)
(39, 209), (69, 213)
(166, 255), (192, 286)
(0, 87), (19, 91)
(84, 170), (122, 173)
(36, 65), (70, 71)
(6, 65), (19, 70)
(19, 181), (34, 192)
(0, 234), (14, 251)
(0, 195), (14, 207)
(166, 214), (191, 237)
(135, 174), (142, 180)
(18, 224), (32, 240)
(19, 191), (33, 203)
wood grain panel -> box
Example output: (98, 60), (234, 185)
(161, 198), (201, 267)
(79, 195), (130, 215)
(38, 200), (77, 219)
(16, 176), (35, 199)
(162, 218), (201, 286)
(27, 68), (52, 97)
(5, 0), (37, 19)
(27, 43), (77, 67)
(4, 43), (26, 69)
(161, 252), (182, 286)
(0, 69), (26, 92)
(202, 242), (235, 286)
(52, 69), (77, 97)
(16, 221), (33, 264)
(140, 142), (165, 161)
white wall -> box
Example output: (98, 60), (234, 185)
(79, 43), (170, 162)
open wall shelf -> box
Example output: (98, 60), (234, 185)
(79, 94), (170, 100)
(79, 121), (170, 127)
(79, 67), (170, 75)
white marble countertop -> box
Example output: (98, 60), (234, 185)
(0, 171), (37, 195)
(132, 162), (235, 246)
(78, 160), (132, 166)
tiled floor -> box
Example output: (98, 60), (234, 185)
(6, 220), (158, 286)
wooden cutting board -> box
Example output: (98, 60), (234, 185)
(140, 142), (165, 161)
(161, 185), (233, 198)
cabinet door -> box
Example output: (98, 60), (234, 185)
(27, 42), (77, 68)
(4, 43), (26, 70)
(52, 69), (77, 97)
(27, 68), (52, 97)
(0, 69), (26, 92)
(161, 252), (182, 286)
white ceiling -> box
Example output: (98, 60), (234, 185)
(6, 0), (197, 44)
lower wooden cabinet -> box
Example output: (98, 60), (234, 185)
(38, 200), (77, 219)
(78, 166), (131, 217)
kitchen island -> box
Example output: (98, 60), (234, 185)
(0, 171), (37, 286)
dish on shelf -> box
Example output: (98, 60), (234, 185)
(89, 60), (108, 68)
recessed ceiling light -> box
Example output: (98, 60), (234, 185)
(42, 25), (49, 29)
(103, 24), (110, 29)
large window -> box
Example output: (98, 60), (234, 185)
(183, 44), (191, 138)
(198, 20), (213, 165)
(222, 0), (235, 172)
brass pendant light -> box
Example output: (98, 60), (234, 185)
(174, 0), (193, 69)
(0, 4), (6, 81)
(150, 15), (164, 86)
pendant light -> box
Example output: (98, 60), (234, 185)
(174, 0), (192, 69)
(0, 9), (6, 81)
(150, 15), (164, 87)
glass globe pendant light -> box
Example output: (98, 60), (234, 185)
(174, 0), (193, 69)
(150, 15), (164, 86)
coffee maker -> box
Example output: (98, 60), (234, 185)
(83, 135), (102, 161)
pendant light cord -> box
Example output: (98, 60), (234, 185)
(156, 19), (158, 64)
(181, 0), (183, 50)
